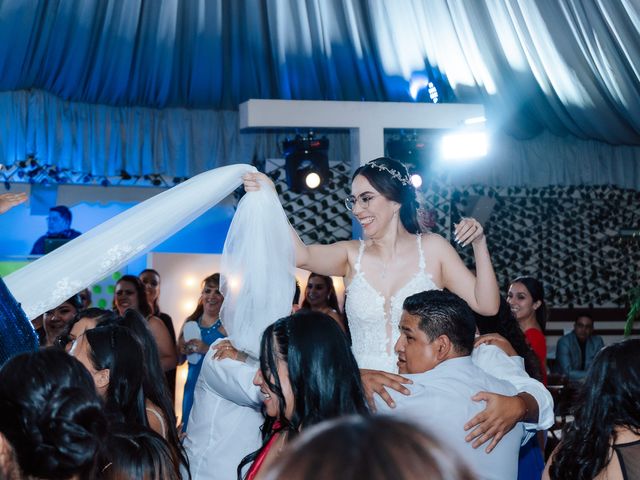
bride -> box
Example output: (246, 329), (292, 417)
(243, 157), (500, 405)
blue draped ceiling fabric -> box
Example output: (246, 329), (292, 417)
(0, 0), (639, 186)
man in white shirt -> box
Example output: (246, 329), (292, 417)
(376, 290), (524, 480)
(183, 343), (263, 480)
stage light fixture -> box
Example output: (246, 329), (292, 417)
(386, 134), (431, 189)
(283, 134), (330, 193)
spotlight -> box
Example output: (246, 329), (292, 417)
(283, 134), (330, 193)
(440, 132), (488, 161)
(410, 174), (423, 188)
(386, 134), (431, 189)
(305, 171), (321, 189)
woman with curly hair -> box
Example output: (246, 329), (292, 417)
(543, 339), (640, 480)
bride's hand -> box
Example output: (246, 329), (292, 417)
(242, 172), (275, 193)
(212, 339), (247, 362)
(454, 217), (485, 247)
(0, 192), (27, 214)
(474, 333), (518, 357)
(360, 369), (412, 412)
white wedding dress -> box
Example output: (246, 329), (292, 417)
(345, 234), (439, 372)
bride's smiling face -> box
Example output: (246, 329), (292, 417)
(350, 175), (400, 238)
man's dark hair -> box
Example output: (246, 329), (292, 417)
(575, 313), (594, 324)
(403, 290), (476, 355)
(50, 205), (72, 224)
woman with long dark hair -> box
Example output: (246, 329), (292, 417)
(507, 276), (548, 385)
(300, 273), (345, 331)
(139, 268), (178, 396)
(544, 339), (640, 480)
(0, 349), (108, 480)
(97, 423), (181, 480)
(475, 298), (543, 382)
(116, 309), (190, 478)
(113, 275), (177, 374)
(55, 307), (116, 351)
(70, 323), (147, 427)
(239, 310), (368, 480)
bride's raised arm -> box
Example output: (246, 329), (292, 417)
(243, 171), (350, 277)
(435, 218), (500, 316)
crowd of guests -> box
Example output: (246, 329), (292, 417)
(0, 152), (638, 480)
(1, 272), (637, 480)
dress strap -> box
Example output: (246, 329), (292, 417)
(354, 240), (366, 273)
(416, 233), (426, 270)
(146, 405), (168, 439)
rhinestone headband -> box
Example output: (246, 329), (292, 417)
(366, 161), (411, 186)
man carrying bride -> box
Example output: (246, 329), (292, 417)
(243, 156), (500, 405)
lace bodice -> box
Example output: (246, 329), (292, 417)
(345, 234), (439, 372)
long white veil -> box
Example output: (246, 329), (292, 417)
(5, 164), (294, 355)
(4, 164), (247, 318)
(220, 182), (295, 358)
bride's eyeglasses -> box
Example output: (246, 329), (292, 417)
(344, 194), (378, 211)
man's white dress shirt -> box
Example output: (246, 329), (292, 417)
(376, 354), (524, 480)
(183, 346), (263, 480)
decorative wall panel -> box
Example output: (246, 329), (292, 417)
(267, 160), (640, 308)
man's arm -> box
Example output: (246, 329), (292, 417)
(473, 343), (554, 429)
(465, 343), (554, 452)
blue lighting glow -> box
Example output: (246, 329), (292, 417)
(409, 74), (439, 103)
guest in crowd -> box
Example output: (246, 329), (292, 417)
(113, 275), (177, 374)
(0, 349), (108, 480)
(40, 294), (82, 347)
(140, 268), (178, 396)
(97, 423), (181, 480)
(475, 298), (544, 382)
(116, 310), (189, 475)
(178, 273), (227, 431)
(239, 311), (368, 479)
(55, 308), (116, 351)
(69, 323), (147, 427)
(377, 290), (525, 480)
(300, 272), (345, 331)
(555, 313), (604, 382)
(543, 339), (640, 480)
(474, 298), (547, 480)
(265, 416), (476, 480)
(30, 205), (82, 254)
(0, 192), (39, 366)
(79, 287), (92, 309)
(507, 276), (548, 384)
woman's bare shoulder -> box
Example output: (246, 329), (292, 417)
(422, 231), (452, 250)
(334, 239), (363, 255)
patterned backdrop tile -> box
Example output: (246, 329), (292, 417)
(264, 161), (640, 308)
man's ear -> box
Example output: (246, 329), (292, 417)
(436, 335), (453, 360)
(94, 368), (110, 390)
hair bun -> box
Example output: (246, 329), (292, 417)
(27, 387), (107, 478)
